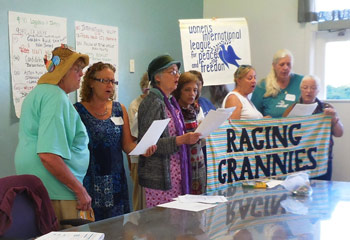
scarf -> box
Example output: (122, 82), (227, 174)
(152, 87), (191, 194)
(181, 103), (200, 132)
(181, 103), (199, 121)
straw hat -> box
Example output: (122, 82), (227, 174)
(38, 44), (89, 85)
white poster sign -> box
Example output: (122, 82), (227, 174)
(179, 18), (251, 86)
(8, 11), (67, 117)
(75, 21), (118, 100)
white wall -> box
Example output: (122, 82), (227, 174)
(204, 0), (350, 181)
(331, 102), (350, 181)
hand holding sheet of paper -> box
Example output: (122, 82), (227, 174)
(195, 107), (235, 139)
(129, 118), (170, 156)
(287, 103), (317, 117)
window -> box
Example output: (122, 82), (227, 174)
(324, 41), (350, 99)
(312, 0), (350, 100)
(315, 0), (350, 12)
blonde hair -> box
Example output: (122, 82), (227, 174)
(234, 65), (255, 84)
(140, 72), (150, 91)
(263, 49), (293, 97)
(80, 62), (116, 102)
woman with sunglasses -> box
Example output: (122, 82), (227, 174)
(137, 55), (201, 208)
(222, 64), (263, 120)
(74, 62), (156, 220)
(251, 49), (303, 118)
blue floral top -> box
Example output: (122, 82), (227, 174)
(74, 101), (130, 220)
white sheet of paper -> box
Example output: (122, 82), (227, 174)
(287, 103), (317, 117)
(157, 200), (217, 212)
(129, 118), (170, 156)
(266, 180), (284, 188)
(36, 232), (104, 240)
(195, 107), (235, 139)
(177, 194), (227, 204)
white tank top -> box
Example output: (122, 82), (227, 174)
(222, 91), (263, 120)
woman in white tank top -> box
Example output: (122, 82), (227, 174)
(222, 65), (263, 120)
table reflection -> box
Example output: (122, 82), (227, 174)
(67, 181), (350, 240)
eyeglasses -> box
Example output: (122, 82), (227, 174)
(239, 64), (252, 69)
(165, 70), (181, 76)
(235, 64), (253, 78)
(93, 78), (118, 85)
(236, 64), (252, 73)
(301, 86), (317, 91)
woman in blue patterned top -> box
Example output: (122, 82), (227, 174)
(75, 62), (156, 220)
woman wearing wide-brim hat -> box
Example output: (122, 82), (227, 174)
(15, 45), (92, 229)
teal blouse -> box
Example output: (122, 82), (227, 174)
(15, 84), (89, 200)
(251, 74), (303, 118)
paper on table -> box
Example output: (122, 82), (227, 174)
(177, 194), (227, 204)
(36, 232), (104, 240)
(129, 118), (170, 156)
(266, 180), (284, 188)
(195, 107), (235, 139)
(157, 200), (217, 212)
(287, 103), (317, 117)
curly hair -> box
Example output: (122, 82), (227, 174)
(80, 62), (116, 102)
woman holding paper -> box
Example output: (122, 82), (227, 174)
(283, 75), (343, 180)
(173, 72), (206, 194)
(251, 49), (303, 118)
(222, 64), (263, 120)
(138, 55), (201, 208)
(75, 62), (156, 220)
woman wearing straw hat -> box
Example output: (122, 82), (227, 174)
(15, 45), (92, 228)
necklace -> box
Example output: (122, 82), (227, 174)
(94, 106), (108, 116)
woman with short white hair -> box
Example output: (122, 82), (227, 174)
(283, 75), (344, 180)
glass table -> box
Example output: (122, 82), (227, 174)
(66, 180), (350, 239)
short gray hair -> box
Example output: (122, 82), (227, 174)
(300, 75), (321, 89)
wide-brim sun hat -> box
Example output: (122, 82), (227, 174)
(147, 54), (181, 84)
(38, 44), (89, 85)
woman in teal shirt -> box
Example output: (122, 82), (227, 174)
(251, 49), (303, 118)
(15, 45), (91, 227)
